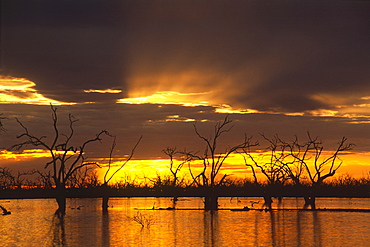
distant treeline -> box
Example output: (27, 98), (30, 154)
(1, 174), (369, 199)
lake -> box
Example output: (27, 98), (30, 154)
(0, 197), (369, 246)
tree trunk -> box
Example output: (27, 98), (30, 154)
(304, 196), (316, 209)
(55, 184), (66, 215)
(101, 184), (109, 211)
(204, 187), (218, 210)
(303, 185), (316, 209)
(263, 194), (273, 211)
(204, 196), (219, 210)
(171, 196), (178, 209)
(102, 196), (109, 212)
(53, 212), (66, 245)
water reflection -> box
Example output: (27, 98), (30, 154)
(313, 212), (323, 247)
(51, 213), (66, 246)
(0, 198), (369, 246)
(102, 211), (110, 247)
(203, 211), (219, 247)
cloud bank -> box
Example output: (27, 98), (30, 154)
(2, 0), (369, 115)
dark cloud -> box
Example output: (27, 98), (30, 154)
(1, 0), (370, 110)
(2, 1), (370, 177)
(1, 0), (127, 102)
(2, 0), (123, 28)
(123, 1), (370, 112)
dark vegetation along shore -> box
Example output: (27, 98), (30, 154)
(1, 173), (369, 201)
(1, 106), (370, 214)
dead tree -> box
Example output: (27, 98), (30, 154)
(101, 135), (142, 211)
(162, 147), (191, 187)
(185, 115), (257, 210)
(10, 104), (109, 215)
(162, 147), (192, 205)
(289, 133), (354, 209)
(280, 135), (306, 186)
(241, 134), (289, 210)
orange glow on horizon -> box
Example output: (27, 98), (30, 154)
(95, 152), (370, 185)
(2, 149), (369, 184)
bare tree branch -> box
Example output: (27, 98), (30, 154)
(186, 116), (258, 187)
(103, 135), (142, 184)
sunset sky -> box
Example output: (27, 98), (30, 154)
(1, 0), (370, 182)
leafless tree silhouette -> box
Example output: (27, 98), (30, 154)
(101, 134), (142, 211)
(241, 132), (353, 209)
(288, 133), (354, 208)
(10, 104), (110, 214)
(184, 115), (257, 210)
(241, 134), (289, 209)
(163, 147), (191, 187)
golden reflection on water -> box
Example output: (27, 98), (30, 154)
(0, 198), (369, 246)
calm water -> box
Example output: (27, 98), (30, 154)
(0, 197), (369, 247)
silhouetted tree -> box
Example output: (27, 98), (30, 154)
(278, 135), (306, 186)
(163, 147), (191, 187)
(10, 104), (109, 214)
(288, 133), (354, 208)
(241, 134), (290, 209)
(185, 115), (257, 210)
(101, 135), (142, 211)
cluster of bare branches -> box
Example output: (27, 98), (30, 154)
(162, 147), (192, 187)
(0, 167), (36, 189)
(184, 115), (258, 188)
(241, 133), (354, 187)
(128, 211), (155, 229)
(101, 134), (142, 211)
(103, 135), (142, 186)
(67, 168), (101, 188)
(240, 132), (354, 208)
(0, 168), (102, 190)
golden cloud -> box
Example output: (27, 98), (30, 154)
(117, 91), (210, 106)
(0, 76), (73, 105)
(84, 89), (122, 94)
(0, 149), (75, 160)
